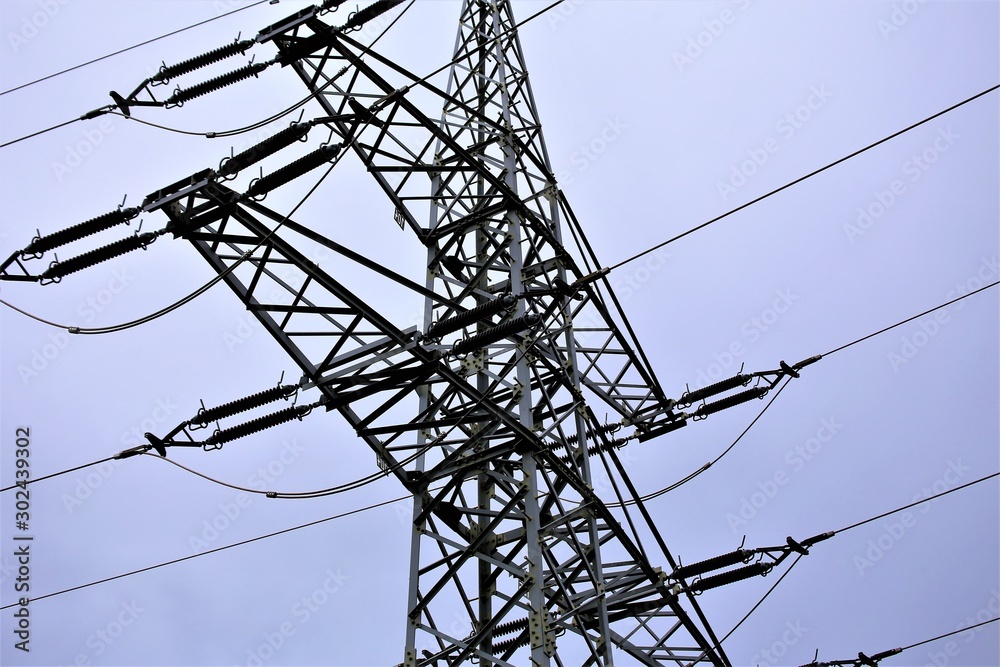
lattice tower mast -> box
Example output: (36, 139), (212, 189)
(0, 1), (736, 664)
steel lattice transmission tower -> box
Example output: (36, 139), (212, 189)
(1, 1), (746, 664)
(260, 3), (727, 662)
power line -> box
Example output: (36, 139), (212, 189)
(0, 0), (563, 330)
(900, 617), (998, 651)
(0, 298), (71, 330)
(0, 436), (409, 499)
(1, 2), (991, 659)
(804, 618), (999, 666)
(147, 0), (559, 142)
(0, 0), (414, 148)
(6, 458), (993, 616)
(75, 154), (340, 335)
(0, 455), (119, 493)
(0, 301), (550, 502)
(822, 280), (999, 357)
(611, 278), (998, 505)
(0, 117), (87, 148)
(0, 493), (410, 611)
(0, 0), (275, 98)
(143, 303), (578, 497)
(716, 553), (804, 650)
(604, 83), (999, 274)
(0, 0), (549, 151)
(704, 471), (1000, 654)
(140, 442), (425, 498)
(0, 307), (552, 499)
(6, 281), (995, 498)
(99, 62), (339, 139)
(99, 0), (417, 140)
(6, 227), (995, 347)
(832, 471), (999, 536)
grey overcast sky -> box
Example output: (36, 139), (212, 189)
(1, 1), (998, 666)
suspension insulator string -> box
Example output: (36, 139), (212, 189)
(450, 312), (540, 356)
(491, 634), (530, 655)
(165, 61), (270, 107)
(341, 0), (407, 32)
(40, 231), (160, 283)
(243, 143), (342, 199)
(151, 38), (256, 86)
(678, 373), (753, 407)
(671, 548), (754, 581)
(547, 422), (621, 451)
(203, 402), (319, 450)
(491, 617), (529, 638)
(188, 384), (300, 430)
(423, 294), (517, 340)
(22, 207), (140, 258)
(690, 561), (773, 593)
(557, 438), (627, 465)
(693, 386), (769, 420)
(217, 122), (312, 178)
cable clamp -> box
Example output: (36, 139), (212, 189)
(79, 106), (111, 121)
(793, 354), (822, 371)
(114, 444), (152, 460)
(573, 267), (609, 288)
